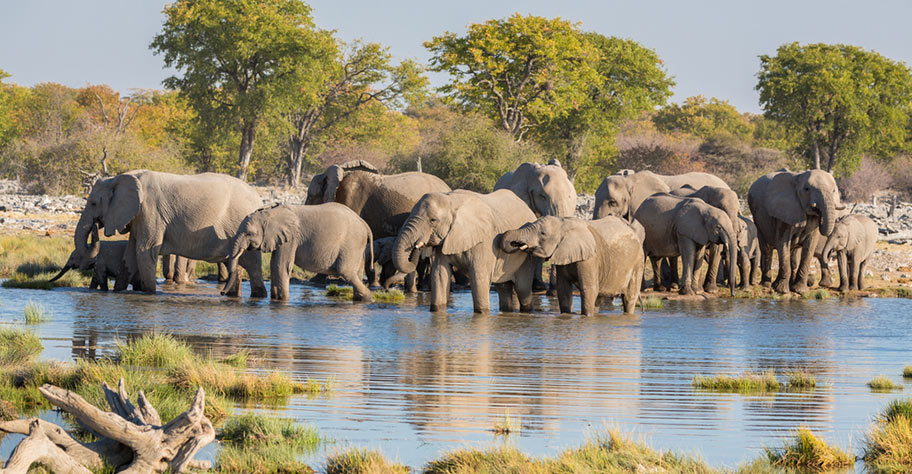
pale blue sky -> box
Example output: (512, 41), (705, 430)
(2, 0), (910, 113)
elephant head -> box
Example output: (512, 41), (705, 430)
(593, 175), (631, 221)
(222, 205), (300, 293)
(305, 160), (379, 205)
(524, 163), (577, 217)
(75, 173), (142, 260)
(820, 218), (851, 262)
(678, 199), (738, 296)
(50, 226), (101, 282)
(766, 170), (844, 236)
(393, 192), (494, 273)
(500, 216), (596, 265)
(673, 185), (741, 240)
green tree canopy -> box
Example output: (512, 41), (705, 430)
(653, 95), (752, 140)
(757, 42), (912, 174)
(425, 14), (600, 141)
(151, 0), (335, 181)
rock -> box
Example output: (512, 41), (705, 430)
(882, 273), (892, 281)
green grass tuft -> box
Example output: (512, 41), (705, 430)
(304, 377), (334, 395)
(764, 427), (853, 470)
(116, 333), (196, 368)
(373, 288), (405, 303)
(326, 284), (354, 300)
(0, 328), (42, 365)
(803, 288), (831, 300)
(492, 410), (521, 436)
(221, 350), (250, 368)
(903, 366), (912, 378)
(868, 376), (903, 391)
(693, 370), (782, 393)
(786, 371), (817, 390)
(324, 447), (409, 474)
(640, 296), (665, 310)
(217, 413), (321, 474)
(23, 300), (49, 324)
(864, 399), (912, 472)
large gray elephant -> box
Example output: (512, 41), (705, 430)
(634, 193), (737, 296)
(393, 190), (536, 313)
(74, 170), (266, 296)
(670, 185), (741, 292)
(223, 203), (374, 302)
(305, 160), (379, 205)
(501, 216), (643, 315)
(747, 169), (844, 294)
(50, 228), (128, 291)
(820, 214), (877, 291)
(593, 170), (730, 221)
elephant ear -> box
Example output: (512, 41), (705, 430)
(106, 174), (142, 236)
(261, 207), (300, 253)
(441, 197), (495, 255)
(323, 166), (344, 203)
(676, 200), (710, 246)
(765, 172), (806, 226)
(552, 219), (597, 265)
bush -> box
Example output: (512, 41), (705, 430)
(324, 448), (409, 474)
(838, 155), (893, 203)
(0, 328), (42, 365)
(765, 427), (853, 470)
(865, 399), (912, 472)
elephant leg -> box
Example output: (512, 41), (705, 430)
(667, 257), (679, 290)
(547, 265), (558, 297)
(269, 247), (293, 301)
(759, 243), (773, 287)
(240, 251), (267, 298)
(135, 247), (158, 293)
(347, 254), (373, 302)
(623, 262), (643, 314)
(89, 273), (99, 290)
(738, 250), (750, 290)
(576, 266), (598, 317)
(650, 257), (663, 291)
(750, 252), (760, 286)
(218, 262), (229, 282)
(405, 271), (418, 293)
(366, 261), (380, 288)
(818, 254), (833, 288)
(791, 234), (817, 294)
(173, 256), (188, 284)
(772, 227), (793, 294)
(162, 254), (175, 283)
(531, 258), (547, 292)
(470, 270), (492, 314)
(849, 253), (861, 291)
(429, 260), (452, 313)
(677, 238), (697, 295)
(692, 246), (706, 293)
(837, 251), (848, 292)
(703, 244), (721, 293)
(556, 266), (574, 314)
(495, 282), (518, 312)
(514, 258), (535, 313)
(857, 259), (867, 290)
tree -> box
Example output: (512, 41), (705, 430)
(653, 95), (752, 140)
(539, 33), (673, 190)
(425, 14), (600, 141)
(76, 85), (147, 176)
(757, 42), (912, 173)
(284, 40), (427, 186)
(151, 0), (333, 181)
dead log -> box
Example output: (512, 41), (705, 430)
(0, 379), (213, 474)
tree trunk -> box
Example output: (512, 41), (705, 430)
(287, 137), (308, 188)
(812, 140), (821, 170)
(237, 121), (256, 181)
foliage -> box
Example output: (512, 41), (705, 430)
(324, 447), (409, 474)
(757, 42), (912, 174)
(389, 103), (545, 191)
(654, 96), (753, 141)
(867, 376), (902, 391)
(865, 400), (912, 472)
(695, 132), (790, 196)
(116, 333), (196, 368)
(692, 371), (782, 393)
(0, 328), (42, 365)
(213, 413), (321, 473)
(326, 284), (354, 299)
(785, 371), (817, 390)
(904, 366), (912, 378)
(764, 427), (853, 470)
(373, 289), (405, 303)
(151, 0), (335, 181)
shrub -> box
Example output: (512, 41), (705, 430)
(868, 376), (902, 391)
(693, 371), (782, 393)
(217, 413), (321, 474)
(23, 300), (49, 323)
(838, 155), (893, 203)
(116, 333), (195, 368)
(865, 399), (912, 472)
(0, 328), (42, 365)
(765, 427), (853, 470)
(325, 448), (409, 474)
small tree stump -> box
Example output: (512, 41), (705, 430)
(0, 379), (214, 474)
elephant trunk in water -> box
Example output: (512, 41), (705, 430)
(724, 232), (736, 296)
(48, 265), (74, 283)
(74, 214), (99, 259)
(393, 218), (427, 274)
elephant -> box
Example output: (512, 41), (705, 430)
(368, 236), (419, 291)
(669, 185), (741, 292)
(634, 193), (737, 296)
(393, 190), (537, 313)
(305, 160), (379, 205)
(495, 161), (578, 291)
(820, 214), (877, 291)
(223, 203), (374, 302)
(49, 227), (128, 291)
(747, 169), (844, 294)
(593, 170), (729, 221)
(734, 215), (760, 289)
(74, 170), (267, 296)
(161, 255), (197, 284)
(500, 216), (644, 315)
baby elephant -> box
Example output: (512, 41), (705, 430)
(223, 203), (374, 302)
(820, 214), (878, 291)
(734, 215), (760, 289)
(50, 228), (127, 291)
(501, 216), (644, 315)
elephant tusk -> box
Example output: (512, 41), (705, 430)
(519, 244), (528, 250)
(414, 241), (425, 250)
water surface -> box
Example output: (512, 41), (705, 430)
(1, 282), (909, 471)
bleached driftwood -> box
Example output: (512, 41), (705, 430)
(0, 379), (214, 474)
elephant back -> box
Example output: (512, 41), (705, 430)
(478, 189), (537, 233)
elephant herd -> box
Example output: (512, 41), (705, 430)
(57, 161), (878, 316)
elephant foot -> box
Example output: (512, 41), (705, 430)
(838, 285), (849, 293)
(546, 288), (557, 297)
(429, 304), (445, 312)
(250, 287), (268, 298)
(532, 279), (548, 293)
(760, 279), (772, 288)
(791, 281), (809, 295)
(679, 287), (696, 296)
(772, 279), (790, 294)
(703, 282), (718, 294)
(819, 275), (834, 288)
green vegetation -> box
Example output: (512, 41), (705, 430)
(864, 399), (912, 472)
(221, 350), (250, 369)
(903, 366), (912, 378)
(216, 413), (321, 474)
(757, 42), (912, 174)
(693, 371), (782, 393)
(785, 371), (817, 390)
(764, 427), (853, 470)
(492, 411), (521, 436)
(803, 289), (831, 300)
(640, 296), (665, 310)
(868, 376), (903, 391)
(0, 328), (42, 365)
(116, 333), (195, 367)
(23, 300), (49, 324)
(326, 284), (354, 300)
(325, 447), (409, 474)
(0, 234), (90, 288)
(373, 289), (405, 303)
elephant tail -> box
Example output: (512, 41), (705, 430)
(365, 224), (374, 274)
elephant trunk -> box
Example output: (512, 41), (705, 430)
(220, 237), (246, 295)
(724, 232), (736, 296)
(48, 265), (73, 283)
(74, 214), (98, 259)
(87, 227), (101, 260)
(500, 227), (530, 253)
(820, 234), (837, 263)
(393, 219), (427, 274)
(814, 191), (837, 237)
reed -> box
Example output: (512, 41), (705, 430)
(324, 447), (409, 474)
(764, 427), (853, 470)
(867, 376), (902, 391)
(693, 371), (782, 393)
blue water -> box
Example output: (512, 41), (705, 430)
(1, 281), (909, 472)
